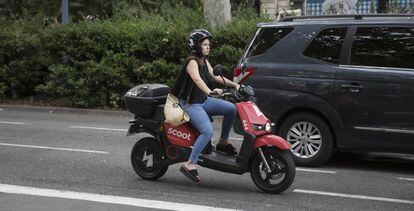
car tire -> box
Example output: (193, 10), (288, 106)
(279, 112), (334, 167)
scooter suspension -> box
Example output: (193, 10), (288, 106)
(258, 148), (272, 174)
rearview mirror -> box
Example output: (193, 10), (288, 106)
(213, 64), (223, 76)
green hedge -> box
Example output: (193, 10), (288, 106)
(0, 17), (51, 99)
(0, 7), (268, 108)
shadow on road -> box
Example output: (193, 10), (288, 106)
(325, 152), (414, 174)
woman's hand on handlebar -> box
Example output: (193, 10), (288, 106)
(210, 88), (223, 97)
(235, 84), (241, 91)
(212, 88), (223, 95)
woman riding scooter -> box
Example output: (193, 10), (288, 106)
(171, 29), (240, 182)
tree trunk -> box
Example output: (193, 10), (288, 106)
(203, 0), (232, 30)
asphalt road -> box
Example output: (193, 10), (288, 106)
(0, 105), (413, 210)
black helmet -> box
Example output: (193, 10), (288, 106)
(188, 29), (212, 55)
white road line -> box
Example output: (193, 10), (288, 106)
(0, 143), (109, 154)
(229, 137), (243, 141)
(397, 177), (414, 182)
(70, 126), (127, 132)
(0, 108), (4, 111)
(0, 184), (240, 211)
(0, 121), (28, 125)
(293, 189), (414, 205)
(296, 168), (337, 174)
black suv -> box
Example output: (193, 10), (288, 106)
(234, 14), (414, 167)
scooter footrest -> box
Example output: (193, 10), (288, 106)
(198, 151), (242, 174)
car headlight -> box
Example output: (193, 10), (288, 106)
(265, 122), (272, 133)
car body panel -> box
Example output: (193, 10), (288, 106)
(237, 16), (414, 159)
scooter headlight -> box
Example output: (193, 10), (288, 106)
(253, 122), (272, 132)
(265, 122), (272, 133)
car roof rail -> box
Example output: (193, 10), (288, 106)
(279, 14), (414, 22)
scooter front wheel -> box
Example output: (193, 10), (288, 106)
(250, 148), (295, 194)
(131, 137), (168, 180)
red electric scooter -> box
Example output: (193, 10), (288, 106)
(123, 67), (295, 194)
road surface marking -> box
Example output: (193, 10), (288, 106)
(397, 177), (414, 182)
(69, 126), (127, 132)
(0, 108), (4, 111)
(229, 137), (243, 141)
(0, 121), (28, 125)
(0, 143), (109, 154)
(296, 168), (337, 174)
(0, 184), (240, 211)
(293, 189), (414, 205)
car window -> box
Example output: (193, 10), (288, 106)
(303, 27), (348, 64)
(245, 27), (293, 57)
(351, 26), (414, 69)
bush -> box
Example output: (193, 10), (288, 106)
(0, 17), (50, 99)
(0, 6), (269, 108)
(136, 59), (180, 86)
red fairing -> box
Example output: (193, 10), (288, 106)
(254, 135), (291, 150)
(236, 101), (269, 136)
(164, 122), (198, 148)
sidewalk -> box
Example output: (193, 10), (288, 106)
(0, 104), (130, 117)
(0, 103), (225, 123)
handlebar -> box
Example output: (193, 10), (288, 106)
(209, 89), (232, 98)
(209, 85), (254, 102)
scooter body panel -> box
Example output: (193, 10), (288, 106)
(163, 122), (198, 148)
(236, 101), (269, 136)
(254, 134), (291, 150)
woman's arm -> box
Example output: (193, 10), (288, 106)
(186, 60), (213, 94)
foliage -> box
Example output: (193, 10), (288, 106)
(387, 0), (414, 13)
(0, 17), (50, 99)
(0, 5), (269, 108)
(136, 59), (180, 86)
(0, 0), (203, 21)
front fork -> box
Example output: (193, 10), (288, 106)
(258, 147), (272, 173)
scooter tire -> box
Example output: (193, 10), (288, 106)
(131, 137), (168, 180)
(250, 148), (295, 194)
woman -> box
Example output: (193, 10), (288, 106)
(172, 29), (240, 182)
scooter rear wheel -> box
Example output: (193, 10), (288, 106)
(131, 137), (168, 180)
(250, 148), (295, 194)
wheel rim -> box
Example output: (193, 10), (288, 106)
(132, 140), (162, 175)
(135, 147), (157, 172)
(287, 121), (322, 159)
(257, 154), (288, 186)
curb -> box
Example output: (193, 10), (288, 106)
(0, 104), (131, 117)
(0, 104), (224, 122)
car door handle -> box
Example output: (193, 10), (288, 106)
(341, 84), (364, 93)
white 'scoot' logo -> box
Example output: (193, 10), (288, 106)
(168, 128), (191, 141)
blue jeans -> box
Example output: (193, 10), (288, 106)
(180, 97), (236, 163)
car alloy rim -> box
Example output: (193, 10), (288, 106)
(287, 121), (322, 159)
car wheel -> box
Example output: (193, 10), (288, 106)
(279, 112), (334, 167)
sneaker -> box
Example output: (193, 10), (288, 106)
(216, 143), (237, 155)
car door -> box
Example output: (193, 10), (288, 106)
(334, 25), (414, 147)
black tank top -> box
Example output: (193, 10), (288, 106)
(188, 60), (214, 104)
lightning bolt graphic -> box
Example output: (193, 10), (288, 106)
(142, 150), (153, 168)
